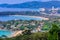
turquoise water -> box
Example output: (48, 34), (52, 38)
(0, 15), (42, 37)
(0, 15), (43, 21)
(0, 30), (12, 37)
(0, 15), (43, 37)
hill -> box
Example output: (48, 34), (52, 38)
(0, 1), (60, 8)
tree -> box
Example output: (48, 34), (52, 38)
(20, 26), (25, 30)
(48, 24), (60, 40)
(30, 32), (47, 40)
(22, 30), (32, 35)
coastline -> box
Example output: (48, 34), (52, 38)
(0, 15), (49, 38)
(10, 30), (23, 37)
(9, 15), (49, 20)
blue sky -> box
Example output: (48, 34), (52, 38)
(0, 0), (60, 4)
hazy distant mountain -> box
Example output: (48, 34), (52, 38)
(0, 1), (60, 8)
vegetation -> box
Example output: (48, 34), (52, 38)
(48, 24), (60, 40)
(0, 23), (60, 40)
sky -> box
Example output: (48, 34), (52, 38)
(0, 0), (60, 4)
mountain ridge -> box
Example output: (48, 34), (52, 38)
(0, 1), (60, 8)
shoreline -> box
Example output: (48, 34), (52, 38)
(9, 15), (49, 20)
(0, 29), (23, 38)
(10, 30), (23, 37)
(0, 15), (49, 22)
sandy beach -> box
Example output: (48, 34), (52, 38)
(11, 15), (49, 20)
(11, 30), (23, 37)
(22, 15), (49, 20)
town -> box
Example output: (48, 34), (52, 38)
(0, 6), (60, 40)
